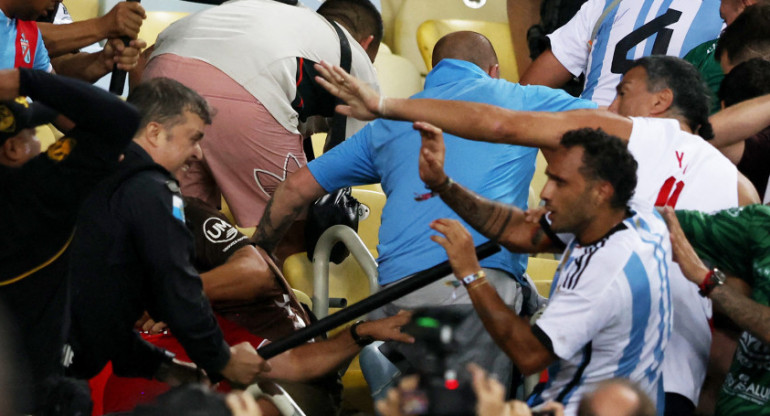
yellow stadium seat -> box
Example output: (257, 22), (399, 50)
(138, 11), (190, 45)
(417, 19), (519, 82)
(35, 125), (58, 151)
(530, 150), (549, 202)
(526, 256), (560, 297)
(374, 43), (423, 98)
(63, 0), (99, 21)
(350, 188), (385, 255)
(393, 0), (507, 75)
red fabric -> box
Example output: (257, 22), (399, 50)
(14, 21), (39, 69)
(90, 314), (266, 414)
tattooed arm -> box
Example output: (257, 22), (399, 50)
(416, 122), (558, 254)
(252, 167), (326, 252)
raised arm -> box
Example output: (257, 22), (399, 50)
(38, 1), (146, 57)
(314, 61), (632, 150)
(661, 207), (770, 345)
(253, 167), (326, 252)
(710, 94), (770, 148)
(416, 121), (557, 253)
(51, 37), (147, 84)
(519, 50), (574, 88)
(431, 219), (557, 375)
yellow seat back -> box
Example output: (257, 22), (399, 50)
(139, 11), (190, 45)
(374, 43), (423, 98)
(63, 0), (99, 21)
(526, 256), (560, 298)
(393, 0), (507, 75)
(417, 19), (518, 82)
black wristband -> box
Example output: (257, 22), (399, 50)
(350, 320), (374, 347)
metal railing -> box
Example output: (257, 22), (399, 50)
(311, 225), (378, 318)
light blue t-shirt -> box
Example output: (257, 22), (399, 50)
(0, 11), (51, 71)
(309, 59), (597, 285)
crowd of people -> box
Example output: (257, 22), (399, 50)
(0, 0), (768, 415)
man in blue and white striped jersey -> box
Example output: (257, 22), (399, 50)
(423, 126), (673, 416)
(520, 0), (723, 106)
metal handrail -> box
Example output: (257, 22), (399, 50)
(311, 225), (378, 318)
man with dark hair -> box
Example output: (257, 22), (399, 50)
(518, 0), (723, 107)
(684, 0), (770, 113)
(314, 53), (763, 414)
(421, 123), (671, 414)
(68, 77), (412, 415)
(141, 0), (382, 231)
(711, 59), (770, 203)
(715, 3), (770, 73)
(255, 31), (596, 397)
(0, 68), (139, 413)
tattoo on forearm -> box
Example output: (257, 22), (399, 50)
(711, 285), (770, 344)
(253, 199), (304, 252)
(531, 228), (546, 247)
(440, 182), (516, 242)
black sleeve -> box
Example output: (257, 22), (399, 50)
(110, 332), (175, 379)
(183, 197), (251, 272)
(539, 216), (567, 250)
(121, 177), (231, 380)
(17, 68), (139, 160)
(531, 323), (556, 355)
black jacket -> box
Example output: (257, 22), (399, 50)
(68, 143), (230, 381)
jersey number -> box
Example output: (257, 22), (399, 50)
(655, 176), (685, 208)
(611, 9), (682, 74)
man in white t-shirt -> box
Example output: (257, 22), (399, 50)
(142, 0), (382, 228)
(313, 54), (763, 415)
(519, 0), (723, 106)
(421, 125), (672, 415)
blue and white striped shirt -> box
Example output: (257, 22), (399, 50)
(548, 0), (723, 106)
(530, 209), (673, 416)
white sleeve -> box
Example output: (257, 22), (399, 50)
(547, 0), (606, 77)
(535, 254), (625, 359)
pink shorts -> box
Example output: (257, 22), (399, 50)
(143, 54), (306, 227)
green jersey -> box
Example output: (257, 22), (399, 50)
(684, 39), (724, 115)
(677, 205), (770, 415)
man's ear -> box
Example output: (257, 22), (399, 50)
(358, 34), (375, 52)
(143, 121), (165, 147)
(3, 136), (26, 162)
(651, 88), (674, 117)
(487, 63), (500, 79)
(594, 180), (616, 207)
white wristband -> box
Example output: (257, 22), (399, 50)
(461, 270), (486, 287)
(378, 95), (387, 117)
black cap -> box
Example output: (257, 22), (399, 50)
(0, 98), (58, 145)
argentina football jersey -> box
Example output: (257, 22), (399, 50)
(548, 0), (723, 106)
(529, 209), (673, 416)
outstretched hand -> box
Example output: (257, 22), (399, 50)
(430, 218), (482, 279)
(659, 206), (709, 285)
(358, 310), (415, 344)
(415, 121), (448, 189)
(314, 61), (382, 121)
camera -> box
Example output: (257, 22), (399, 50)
(396, 307), (477, 416)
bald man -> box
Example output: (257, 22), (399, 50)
(578, 379), (657, 416)
(255, 30), (596, 392)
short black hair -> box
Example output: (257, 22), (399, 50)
(560, 128), (638, 209)
(719, 58), (770, 107)
(127, 78), (212, 133)
(629, 56), (714, 140)
(317, 0), (383, 46)
(715, 3), (770, 67)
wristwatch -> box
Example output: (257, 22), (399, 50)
(698, 268), (727, 297)
(350, 320), (374, 347)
